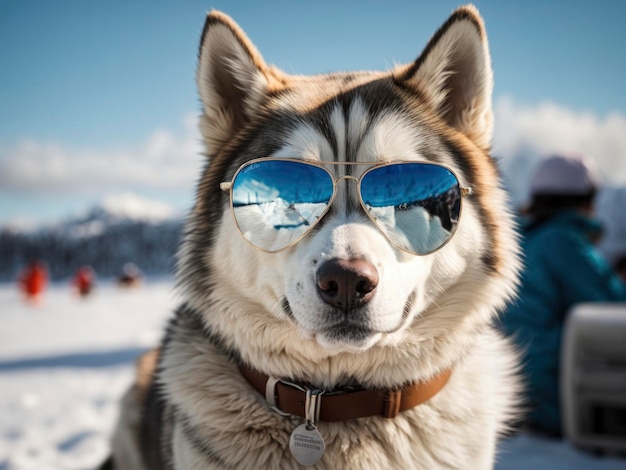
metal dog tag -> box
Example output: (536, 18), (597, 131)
(289, 388), (325, 465)
(289, 423), (325, 466)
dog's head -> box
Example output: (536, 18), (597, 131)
(179, 6), (519, 369)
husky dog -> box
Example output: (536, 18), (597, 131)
(105, 4), (521, 469)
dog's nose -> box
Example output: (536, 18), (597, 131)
(316, 258), (379, 311)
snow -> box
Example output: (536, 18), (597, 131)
(0, 281), (175, 470)
(1, 282), (624, 469)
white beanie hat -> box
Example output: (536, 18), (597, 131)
(530, 154), (600, 196)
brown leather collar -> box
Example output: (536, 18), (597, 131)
(240, 364), (451, 422)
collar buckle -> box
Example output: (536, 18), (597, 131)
(265, 376), (326, 421)
(304, 388), (325, 427)
(265, 376), (305, 417)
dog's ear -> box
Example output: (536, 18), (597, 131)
(196, 11), (280, 153)
(397, 5), (493, 151)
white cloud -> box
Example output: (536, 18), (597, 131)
(3, 103), (626, 209)
(493, 96), (626, 204)
(0, 113), (204, 193)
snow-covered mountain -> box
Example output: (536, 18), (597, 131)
(79, 193), (177, 224)
(0, 200), (184, 282)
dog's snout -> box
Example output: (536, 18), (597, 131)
(316, 258), (379, 311)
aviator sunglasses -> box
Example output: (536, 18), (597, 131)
(220, 158), (472, 255)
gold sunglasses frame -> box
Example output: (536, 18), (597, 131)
(220, 158), (473, 255)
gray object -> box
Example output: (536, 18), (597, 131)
(561, 303), (626, 453)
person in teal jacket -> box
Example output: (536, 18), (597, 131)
(501, 154), (626, 437)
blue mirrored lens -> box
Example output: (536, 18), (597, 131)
(360, 163), (461, 254)
(231, 160), (334, 251)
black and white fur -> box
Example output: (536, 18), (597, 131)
(106, 5), (522, 469)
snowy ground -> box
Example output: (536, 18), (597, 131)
(1, 282), (624, 470)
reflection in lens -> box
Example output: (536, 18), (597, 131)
(361, 163), (461, 254)
(231, 160), (333, 251)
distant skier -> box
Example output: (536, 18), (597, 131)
(117, 262), (142, 288)
(18, 260), (48, 303)
(73, 266), (95, 297)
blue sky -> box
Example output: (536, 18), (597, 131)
(2, 0), (626, 226)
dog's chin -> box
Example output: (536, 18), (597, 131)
(315, 333), (381, 354)
(303, 324), (383, 353)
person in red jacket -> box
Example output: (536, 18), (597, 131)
(18, 260), (48, 303)
(73, 265), (95, 297)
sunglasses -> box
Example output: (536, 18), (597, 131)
(220, 158), (472, 255)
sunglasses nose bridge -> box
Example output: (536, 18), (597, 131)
(334, 175), (359, 185)
(331, 175), (360, 198)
